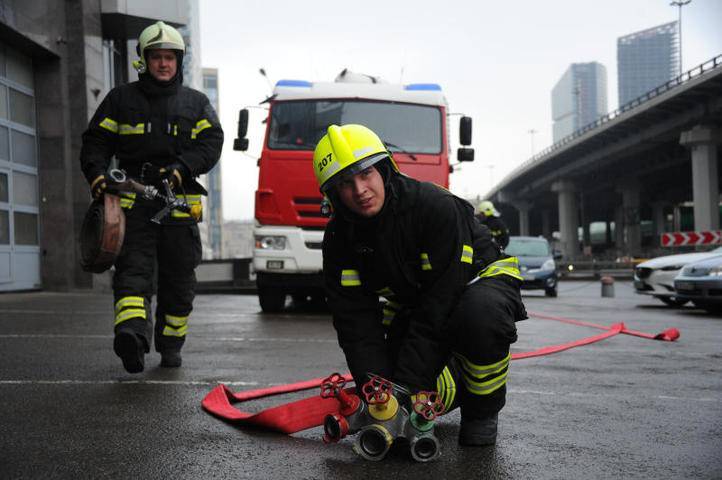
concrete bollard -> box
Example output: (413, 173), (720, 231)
(600, 276), (615, 298)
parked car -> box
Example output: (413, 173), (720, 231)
(673, 256), (722, 314)
(634, 246), (722, 306)
(505, 236), (559, 297)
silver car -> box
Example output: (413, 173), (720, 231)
(673, 256), (722, 314)
(633, 246), (722, 306)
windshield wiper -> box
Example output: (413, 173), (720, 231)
(383, 141), (417, 161)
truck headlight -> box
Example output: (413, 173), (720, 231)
(541, 259), (556, 271)
(255, 235), (287, 250)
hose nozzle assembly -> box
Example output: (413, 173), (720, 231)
(319, 373), (444, 462)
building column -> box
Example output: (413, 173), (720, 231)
(680, 125), (721, 231)
(513, 201), (531, 236)
(617, 180), (641, 257)
(551, 180), (579, 260)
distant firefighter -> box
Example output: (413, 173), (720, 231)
(477, 201), (509, 249)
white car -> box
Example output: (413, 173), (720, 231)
(634, 246), (722, 306)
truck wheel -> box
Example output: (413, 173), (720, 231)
(259, 289), (286, 313)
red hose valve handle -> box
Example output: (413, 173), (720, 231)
(320, 372), (361, 416)
(412, 391), (445, 421)
(320, 373), (347, 398)
(362, 376), (393, 406)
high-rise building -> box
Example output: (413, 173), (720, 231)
(617, 21), (678, 107)
(202, 68), (224, 259)
(551, 62), (608, 143)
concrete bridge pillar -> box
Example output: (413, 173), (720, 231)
(680, 125), (721, 231)
(551, 180), (579, 260)
(542, 209), (552, 240)
(651, 202), (667, 237)
(512, 201), (531, 236)
(618, 181), (641, 257)
(614, 205), (625, 254)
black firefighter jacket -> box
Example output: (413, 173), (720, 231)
(80, 76), (223, 196)
(478, 215), (510, 250)
(322, 174), (502, 393)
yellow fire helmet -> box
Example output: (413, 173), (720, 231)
(479, 200), (500, 217)
(133, 21), (186, 73)
(313, 124), (398, 193)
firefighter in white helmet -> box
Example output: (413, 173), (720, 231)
(477, 200), (510, 249)
(314, 124), (527, 447)
(80, 21), (223, 373)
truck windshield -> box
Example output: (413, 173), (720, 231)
(268, 100), (442, 153)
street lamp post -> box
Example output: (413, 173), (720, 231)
(527, 129), (537, 156)
(670, 0), (691, 76)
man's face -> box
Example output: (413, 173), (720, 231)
(147, 49), (178, 82)
(335, 166), (386, 218)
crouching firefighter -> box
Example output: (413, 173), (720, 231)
(315, 124), (527, 447)
(79, 21), (223, 373)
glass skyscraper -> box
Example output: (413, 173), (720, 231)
(551, 62), (608, 143)
(617, 21), (679, 107)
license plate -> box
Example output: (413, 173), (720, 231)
(676, 281), (694, 291)
(267, 260), (284, 270)
(523, 274), (535, 281)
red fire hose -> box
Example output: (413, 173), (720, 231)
(202, 315), (679, 433)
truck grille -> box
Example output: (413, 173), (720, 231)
(293, 197), (324, 218)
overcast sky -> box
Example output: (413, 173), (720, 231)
(199, 0), (722, 221)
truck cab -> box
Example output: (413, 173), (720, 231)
(236, 73), (474, 312)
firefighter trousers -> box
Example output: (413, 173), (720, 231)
(112, 201), (202, 353)
(436, 276), (525, 420)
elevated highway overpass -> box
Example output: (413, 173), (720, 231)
(486, 55), (722, 260)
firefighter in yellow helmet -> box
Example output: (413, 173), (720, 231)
(314, 124), (527, 447)
(477, 200), (510, 249)
(79, 21), (223, 373)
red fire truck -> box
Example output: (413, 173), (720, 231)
(234, 72), (474, 312)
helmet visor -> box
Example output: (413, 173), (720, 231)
(321, 152), (389, 193)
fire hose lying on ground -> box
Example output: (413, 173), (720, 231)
(202, 314), (680, 462)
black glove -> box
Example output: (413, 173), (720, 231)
(141, 162), (186, 190)
(159, 163), (184, 189)
(90, 175), (107, 199)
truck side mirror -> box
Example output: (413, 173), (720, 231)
(459, 116), (472, 146)
(457, 148), (474, 162)
(233, 109), (249, 151)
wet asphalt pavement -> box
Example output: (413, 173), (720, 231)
(0, 280), (721, 479)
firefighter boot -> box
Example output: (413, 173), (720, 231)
(113, 329), (147, 374)
(458, 412), (498, 446)
(160, 350), (182, 368)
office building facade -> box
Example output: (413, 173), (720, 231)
(202, 67), (223, 259)
(617, 21), (679, 107)
(551, 62), (608, 143)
